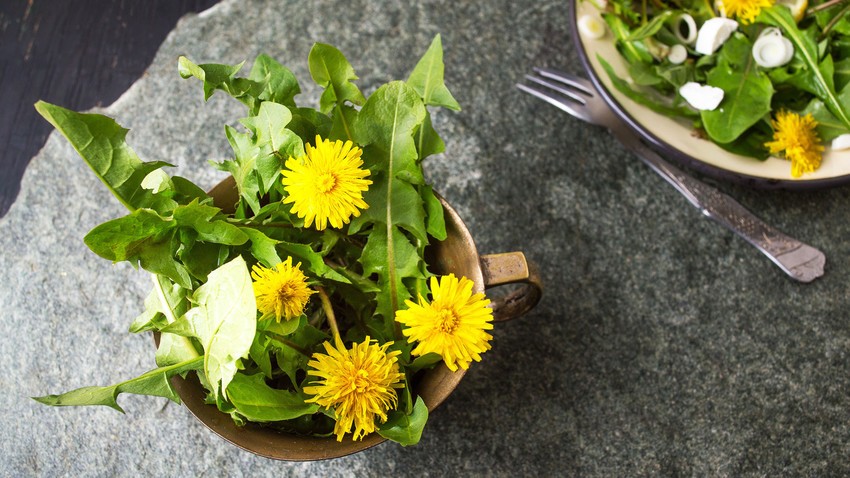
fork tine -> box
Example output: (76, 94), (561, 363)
(533, 67), (595, 96)
(524, 75), (588, 105)
(516, 83), (594, 124)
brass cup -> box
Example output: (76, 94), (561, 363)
(163, 176), (542, 460)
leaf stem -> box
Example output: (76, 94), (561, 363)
(151, 274), (200, 358)
(227, 218), (294, 229)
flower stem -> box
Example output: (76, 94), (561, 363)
(317, 286), (343, 347)
(820, 3), (850, 38)
(808, 0), (846, 14)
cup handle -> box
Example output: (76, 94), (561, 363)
(480, 252), (543, 322)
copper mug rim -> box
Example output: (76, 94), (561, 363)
(156, 176), (543, 461)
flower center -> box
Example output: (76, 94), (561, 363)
(316, 172), (337, 193)
(350, 368), (372, 393)
(437, 307), (459, 333)
(276, 282), (296, 303)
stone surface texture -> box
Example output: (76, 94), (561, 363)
(3, 0), (850, 476)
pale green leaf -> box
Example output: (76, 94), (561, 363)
(32, 356), (203, 411)
(35, 101), (174, 212)
(406, 34), (460, 110)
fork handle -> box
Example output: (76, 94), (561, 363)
(613, 130), (825, 283)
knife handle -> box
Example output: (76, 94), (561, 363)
(612, 128), (825, 283)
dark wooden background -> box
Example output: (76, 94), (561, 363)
(0, 0), (219, 218)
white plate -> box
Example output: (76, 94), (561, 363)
(572, 0), (850, 189)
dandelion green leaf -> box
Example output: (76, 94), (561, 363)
(248, 54), (301, 107)
(220, 125), (263, 214)
(329, 104), (359, 142)
(420, 185), (446, 241)
(360, 227), (424, 320)
(239, 227), (283, 268)
(350, 81), (430, 318)
(83, 209), (193, 289)
(182, 257), (258, 400)
(702, 35), (773, 144)
(308, 43), (366, 114)
(377, 396), (429, 446)
(275, 323), (328, 386)
(625, 10), (674, 41)
(804, 95), (850, 142)
(32, 356), (204, 411)
(173, 201), (249, 245)
(177, 240), (229, 282)
(249, 332), (274, 379)
(228, 373), (320, 422)
(178, 56), (246, 102)
(289, 107), (333, 143)
(34, 101), (174, 212)
(406, 34), (460, 111)
(275, 240), (351, 283)
(414, 111), (446, 161)
(355, 81), (427, 182)
(597, 57), (695, 118)
(351, 178), (427, 242)
(240, 101), (304, 193)
(129, 289), (168, 333)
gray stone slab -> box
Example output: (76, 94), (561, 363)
(3, 0), (850, 475)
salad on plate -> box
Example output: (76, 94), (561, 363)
(578, 0), (850, 178)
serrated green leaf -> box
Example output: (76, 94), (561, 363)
(35, 101), (174, 212)
(420, 185), (446, 241)
(597, 56), (696, 118)
(406, 34), (460, 110)
(32, 356), (203, 411)
(227, 373), (320, 422)
(248, 54), (301, 107)
(414, 111), (446, 161)
(378, 395), (428, 446)
(804, 96), (850, 142)
(329, 104), (359, 142)
(351, 178), (427, 242)
(220, 125), (263, 214)
(173, 257), (258, 400)
(360, 226), (423, 320)
(83, 209), (193, 289)
(173, 200), (249, 246)
(355, 81), (427, 181)
(309, 43), (366, 114)
(275, 323), (329, 386)
(702, 35), (773, 144)
(129, 289), (168, 333)
(178, 56), (247, 102)
(275, 240), (351, 284)
(240, 227), (283, 267)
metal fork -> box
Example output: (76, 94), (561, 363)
(518, 68), (825, 283)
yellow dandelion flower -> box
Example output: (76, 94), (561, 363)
(717, 0), (775, 24)
(395, 274), (494, 372)
(764, 110), (824, 178)
(303, 337), (405, 441)
(251, 257), (315, 322)
(281, 135), (372, 231)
